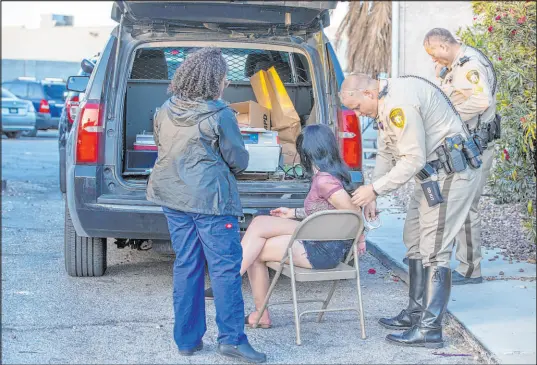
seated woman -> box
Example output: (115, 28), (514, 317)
(206, 124), (366, 328)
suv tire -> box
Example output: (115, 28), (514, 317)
(64, 201), (107, 277)
(5, 132), (21, 139)
(22, 128), (38, 137)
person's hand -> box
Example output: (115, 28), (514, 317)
(363, 201), (377, 222)
(434, 63), (444, 78)
(351, 184), (377, 207)
(270, 207), (294, 219)
(358, 234), (366, 256)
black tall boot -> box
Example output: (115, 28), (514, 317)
(378, 259), (424, 330)
(385, 266), (451, 348)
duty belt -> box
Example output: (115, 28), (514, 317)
(428, 160), (444, 172)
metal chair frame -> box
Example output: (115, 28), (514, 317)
(252, 210), (366, 345)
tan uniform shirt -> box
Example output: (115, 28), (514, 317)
(439, 45), (496, 130)
(372, 77), (468, 196)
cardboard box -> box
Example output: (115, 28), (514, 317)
(229, 101), (270, 130)
(282, 141), (300, 165)
(250, 68), (300, 131)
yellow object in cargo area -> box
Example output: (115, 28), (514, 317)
(250, 67), (300, 131)
(250, 69), (272, 111)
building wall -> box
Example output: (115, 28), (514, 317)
(397, 1), (474, 81)
(1, 59), (80, 82)
(1, 26), (114, 62)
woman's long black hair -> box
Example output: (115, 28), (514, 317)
(296, 124), (356, 193)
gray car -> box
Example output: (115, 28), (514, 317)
(64, 0), (363, 277)
(1, 88), (36, 139)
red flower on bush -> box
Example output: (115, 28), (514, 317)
(503, 149), (511, 161)
(521, 117), (527, 123)
(512, 29), (518, 35)
(498, 57), (503, 61)
(518, 16), (527, 24)
(495, 15), (502, 20)
(488, 26), (494, 32)
(368, 268), (376, 275)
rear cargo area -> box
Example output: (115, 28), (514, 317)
(121, 45), (315, 183)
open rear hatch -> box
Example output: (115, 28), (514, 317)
(112, 1), (336, 33)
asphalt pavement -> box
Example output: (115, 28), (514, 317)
(2, 131), (484, 364)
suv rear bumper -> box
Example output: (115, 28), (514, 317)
(68, 172), (307, 239)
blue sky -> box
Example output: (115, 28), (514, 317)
(2, 1), (115, 28)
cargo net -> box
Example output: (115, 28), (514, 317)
(129, 47), (310, 83)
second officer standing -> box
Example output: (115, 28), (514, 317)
(423, 28), (500, 285)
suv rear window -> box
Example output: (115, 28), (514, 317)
(130, 47), (310, 83)
(43, 84), (66, 99)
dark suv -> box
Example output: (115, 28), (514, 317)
(64, 0), (363, 277)
(2, 77), (66, 136)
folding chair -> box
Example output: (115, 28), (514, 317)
(252, 210), (366, 345)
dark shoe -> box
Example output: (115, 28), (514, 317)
(385, 266), (451, 348)
(205, 287), (214, 300)
(452, 270), (483, 285)
(386, 325), (444, 348)
(379, 309), (421, 330)
(178, 341), (203, 356)
(379, 259), (424, 330)
(217, 342), (267, 364)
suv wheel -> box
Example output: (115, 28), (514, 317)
(22, 128), (38, 137)
(64, 201), (107, 277)
(5, 131), (22, 139)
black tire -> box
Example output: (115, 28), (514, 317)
(22, 128), (38, 137)
(64, 201), (107, 277)
(5, 131), (21, 139)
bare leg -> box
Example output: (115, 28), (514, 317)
(240, 216), (299, 275)
(246, 234), (311, 326)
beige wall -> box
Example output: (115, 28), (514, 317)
(2, 26), (114, 62)
(397, 1), (474, 81)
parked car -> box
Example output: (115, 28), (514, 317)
(59, 57), (99, 194)
(64, 0), (363, 277)
(2, 77), (66, 136)
(1, 87), (37, 138)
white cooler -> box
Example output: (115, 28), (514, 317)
(244, 144), (281, 173)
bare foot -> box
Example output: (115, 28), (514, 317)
(246, 310), (272, 328)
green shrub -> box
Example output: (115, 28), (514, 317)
(457, 1), (536, 242)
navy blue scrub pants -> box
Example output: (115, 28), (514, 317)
(162, 207), (248, 352)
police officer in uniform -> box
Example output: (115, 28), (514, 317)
(340, 73), (481, 348)
(423, 28), (499, 285)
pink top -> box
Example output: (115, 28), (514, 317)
(304, 172), (344, 216)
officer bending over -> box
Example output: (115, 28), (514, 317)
(340, 73), (481, 348)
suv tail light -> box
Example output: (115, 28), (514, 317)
(66, 95), (80, 124)
(39, 99), (50, 113)
(75, 101), (103, 164)
(338, 109), (363, 170)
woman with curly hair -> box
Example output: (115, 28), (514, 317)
(146, 48), (266, 363)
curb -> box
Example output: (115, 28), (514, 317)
(366, 239), (500, 364)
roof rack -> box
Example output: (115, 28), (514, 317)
(17, 76), (37, 81)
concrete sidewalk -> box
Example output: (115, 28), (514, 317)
(366, 195), (537, 365)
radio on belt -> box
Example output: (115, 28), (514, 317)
(240, 127), (281, 173)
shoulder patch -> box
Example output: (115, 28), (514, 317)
(466, 70), (480, 84)
(389, 108), (406, 129)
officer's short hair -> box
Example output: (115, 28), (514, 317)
(423, 28), (458, 46)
